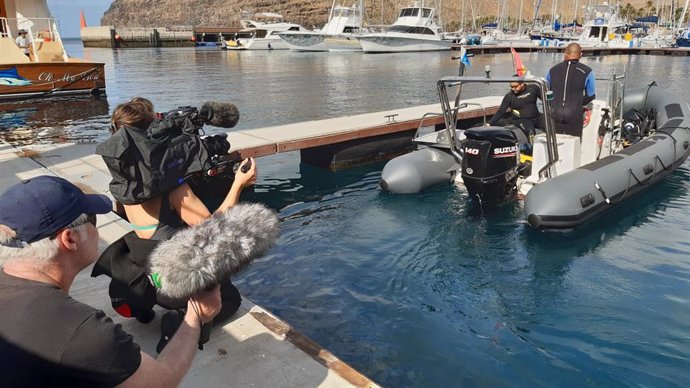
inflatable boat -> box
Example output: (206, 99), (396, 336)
(379, 75), (690, 230)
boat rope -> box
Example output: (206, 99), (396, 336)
(593, 181), (611, 205)
(606, 125), (690, 205)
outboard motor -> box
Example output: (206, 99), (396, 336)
(460, 127), (521, 202)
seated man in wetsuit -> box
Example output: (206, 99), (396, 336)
(486, 81), (544, 136)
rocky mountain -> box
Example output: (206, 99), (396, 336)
(101, 1), (662, 31)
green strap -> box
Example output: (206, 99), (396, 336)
(130, 223), (158, 231)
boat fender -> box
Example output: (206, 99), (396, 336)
(583, 107), (592, 127)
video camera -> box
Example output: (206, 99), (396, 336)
(158, 102), (248, 184)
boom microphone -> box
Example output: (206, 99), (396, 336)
(199, 101), (240, 128)
(148, 203), (279, 300)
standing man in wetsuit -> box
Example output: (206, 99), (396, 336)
(487, 81), (543, 135)
(546, 43), (596, 138)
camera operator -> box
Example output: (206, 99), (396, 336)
(97, 98), (256, 352)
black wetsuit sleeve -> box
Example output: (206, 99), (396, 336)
(490, 93), (512, 126)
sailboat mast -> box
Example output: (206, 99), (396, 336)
(534, 0), (543, 24)
(679, 0), (689, 29)
(518, 0), (524, 33)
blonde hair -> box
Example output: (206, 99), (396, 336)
(110, 98), (156, 133)
(0, 214), (90, 265)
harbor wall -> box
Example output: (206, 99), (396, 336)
(80, 26), (240, 48)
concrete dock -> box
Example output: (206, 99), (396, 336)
(453, 44), (690, 57)
(0, 100), (495, 386)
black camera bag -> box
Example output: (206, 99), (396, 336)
(96, 117), (213, 204)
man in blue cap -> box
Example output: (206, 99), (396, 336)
(0, 175), (221, 387)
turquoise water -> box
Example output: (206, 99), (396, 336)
(6, 40), (690, 386)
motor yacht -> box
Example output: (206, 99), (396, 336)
(224, 12), (307, 50)
(358, 1), (452, 53)
(0, 0), (105, 100)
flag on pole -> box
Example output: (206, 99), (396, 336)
(510, 47), (526, 76)
(80, 10), (87, 29)
(460, 47), (471, 67)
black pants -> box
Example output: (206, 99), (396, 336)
(552, 105), (584, 137)
(493, 115), (544, 137)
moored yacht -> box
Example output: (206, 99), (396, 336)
(358, 1), (452, 53)
(0, 0), (105, 100)
(224, 12), (307, 50)
(278, 1), (364, 52)
(577, 3), (631, 48)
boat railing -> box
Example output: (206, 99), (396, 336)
(0, 18), (9, 38)
(596, 69), (626, 154)
(1, 17), (67, 62)
(437, 75), (558, 179)
(414, 112), (445, 138)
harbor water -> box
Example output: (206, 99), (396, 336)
(3, 40), (690, 387)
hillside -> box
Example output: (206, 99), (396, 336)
(101, 1), (665, 31)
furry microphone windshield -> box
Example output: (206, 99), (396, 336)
(199, 101), (240, 128)
(148, 203), (279, 300)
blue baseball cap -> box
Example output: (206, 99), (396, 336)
(0, 175), (112, 245)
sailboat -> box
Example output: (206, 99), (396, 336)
(278, 1), (364, 52)
(0, 0), (105, 100)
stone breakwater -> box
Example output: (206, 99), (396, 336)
(80, 26), (242, 48)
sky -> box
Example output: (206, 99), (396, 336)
(47, 0), (113, 38)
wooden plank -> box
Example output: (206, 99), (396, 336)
(228, 105), (498, 159)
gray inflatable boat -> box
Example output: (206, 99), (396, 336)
(380, 75), (690, 230)
(524, 83), (690, 229)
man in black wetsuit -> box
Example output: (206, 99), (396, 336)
(546, 43), (597, 138)
(488, 81), (544, 135)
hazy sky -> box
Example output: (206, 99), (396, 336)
(47, 0), (113, 38)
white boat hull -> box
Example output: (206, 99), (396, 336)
(280, 33), (362, 52)
(358, 35), (452, 53)
(236, 37), (289, 50)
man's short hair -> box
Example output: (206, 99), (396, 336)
(564, 43), (582, 58)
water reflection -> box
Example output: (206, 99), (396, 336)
(0, 95), (110, 144)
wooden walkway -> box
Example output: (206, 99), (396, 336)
(227, 97), (500, 159)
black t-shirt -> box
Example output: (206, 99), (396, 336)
(0, 270), (141, 387)
(490, 84), (542, 125)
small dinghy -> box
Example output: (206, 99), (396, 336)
(379, 74), (690, 230)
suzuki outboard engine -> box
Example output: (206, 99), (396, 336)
(461, 127), (521, 202)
